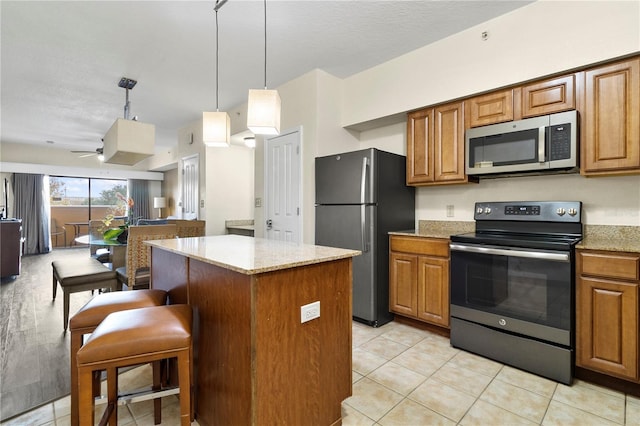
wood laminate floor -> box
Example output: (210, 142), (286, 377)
(0, 247), (94, 421)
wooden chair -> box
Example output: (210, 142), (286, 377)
(115, 224), (177, 290)
(168, 219), (206, 237)
(51, 218), (67, 247)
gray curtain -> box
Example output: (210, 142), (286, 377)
(129, 179), (150, 221)
(12, 173), (51, 254)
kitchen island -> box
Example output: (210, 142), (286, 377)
(147, 235), (360, 426)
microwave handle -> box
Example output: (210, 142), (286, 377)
(538, 126), (546, 163)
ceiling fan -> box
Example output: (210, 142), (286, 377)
(71, 142), (104, 160)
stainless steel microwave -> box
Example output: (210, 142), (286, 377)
(465, 110), (578, 176)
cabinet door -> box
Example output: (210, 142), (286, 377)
(466, 89), (514, 127)
(577, 276), (639, 381)
(521, 74), (576, 118)
(417, 256), (450, 327)
(434, 101), (465, 183)
(407, 108), (434, 184)
(581, 58), (640, 174)
(389, 252), (418, 317)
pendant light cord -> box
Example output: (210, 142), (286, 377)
(215, 5), (220, 111)
(263, 0), (267, 89)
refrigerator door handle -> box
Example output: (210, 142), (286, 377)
(360, 157), (369, 204)
(360, 157), (369, 252)
(360, 204), (368, 252)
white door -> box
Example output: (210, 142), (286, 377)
(182, 155), (199, 219)
(265, 128), (301, 243)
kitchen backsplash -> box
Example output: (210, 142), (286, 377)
(415, 173), (640, 226)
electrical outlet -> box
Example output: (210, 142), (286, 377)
(300, 301), (320, 323)
(446, 205), (455, 217)
(255, 197), (262, 207)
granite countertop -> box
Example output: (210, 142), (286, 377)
(391, 222), (640, 253)
(225, 219), (255, 231)
(576, 225), (640, 253)
(389, 220), (474, 239)
(146, 234), (360, 275)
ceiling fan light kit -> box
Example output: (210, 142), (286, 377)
(103, 77), (155, 165)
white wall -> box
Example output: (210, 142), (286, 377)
(347, 0), (640, 228)
(342, 0), (640, 128)
(205, 144), (255, 235)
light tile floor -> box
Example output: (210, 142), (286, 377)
(2, 320), (639, 425)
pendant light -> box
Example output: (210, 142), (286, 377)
(203, 0), (231, 147)
(247, 0), (281, 135)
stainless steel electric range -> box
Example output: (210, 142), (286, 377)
(449, 201), (583, 385)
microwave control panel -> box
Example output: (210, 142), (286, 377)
(548, 123), (572, 161)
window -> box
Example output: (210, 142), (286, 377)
(49, 176), (127, 246)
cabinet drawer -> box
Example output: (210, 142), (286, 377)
(390, 236), (449, 257)
(579, 251), (640, 281)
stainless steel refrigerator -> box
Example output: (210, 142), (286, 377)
(315, 148), (415, 327)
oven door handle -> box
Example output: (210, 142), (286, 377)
(450, 244), (570, 262)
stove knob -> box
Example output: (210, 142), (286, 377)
(568, 208), (577, 216)
(484, 207), (492, 214)
(476, 207), (484, 214)
(556, 208), (566, 216)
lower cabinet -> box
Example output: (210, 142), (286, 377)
(389, 235), (450, 328)
(576, 249), (640, 382)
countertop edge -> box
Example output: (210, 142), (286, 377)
(146, 236), (361, 275)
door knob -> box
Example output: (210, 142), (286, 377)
(266, 219), (273, 230)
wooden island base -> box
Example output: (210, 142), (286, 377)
(149, 236), (357, 426)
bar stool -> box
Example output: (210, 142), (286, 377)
(77, 304), (192, 426)
(69, 290), (168, 426)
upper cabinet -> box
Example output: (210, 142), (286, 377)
(406, 54), (640, 185)
(407, 101), (472, 186)
(466, 89), (514, 127)
(579, 57), (640, 175)
(521, 75), (576, 118)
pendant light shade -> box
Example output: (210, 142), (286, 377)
(247, 89), (280, 135)
(203, 111), (230, 147)
(247, 0), (281, 136)
(203, 0), (230, 147)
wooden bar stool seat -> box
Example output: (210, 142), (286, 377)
(77, 304), (192, 426)
(69, 289), (167, 426)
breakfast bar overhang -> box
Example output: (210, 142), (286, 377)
(147, 235), (360, 426)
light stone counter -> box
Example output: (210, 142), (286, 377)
(576, 225), (640, 253)
(146, 234), (360, 275)
(389, 220), (475, 239)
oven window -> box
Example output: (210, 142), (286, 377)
(451, 250), (571, 330)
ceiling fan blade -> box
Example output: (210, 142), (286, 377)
(77, 153), (97, 158)
(71, 150), (96, 154)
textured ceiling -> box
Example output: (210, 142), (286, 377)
(1, 0), (532, 153)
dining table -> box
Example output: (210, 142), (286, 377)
(74, 235), (127, 271)
(65, 222), (89, 245)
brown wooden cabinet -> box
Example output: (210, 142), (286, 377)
(407, 101), (470, 186)
(579, 57), (640, 175)
(465, 89), (514, 127)
(576, 249), (640, 382)
(389, 235), (450, 328)
(521, 74), (576, 118)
